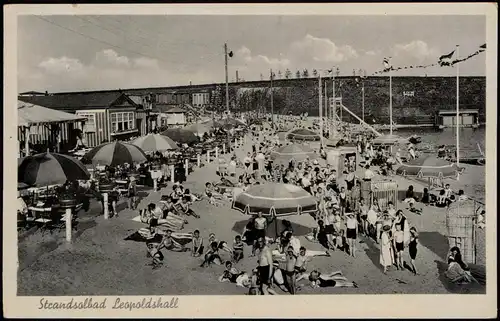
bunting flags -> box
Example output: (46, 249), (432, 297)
(383, 57), (392, 70)
(371, 43), (486, 76)
(438, 50), (455, 66)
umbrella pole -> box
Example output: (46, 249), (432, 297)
(65, 207), (72, 242)
(103, 193), (109, 220)
(275, 216), (278, 239)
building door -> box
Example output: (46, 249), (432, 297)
(443, 116), (454, 126)
(462, 115), (474, 125)
(136, 118), (142, 135)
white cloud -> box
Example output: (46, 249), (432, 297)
(290, 34), (359, 63)
(38, 57), (85, 75)
(392, 40), (439, 62)
(133, 57), (159, 69)
(95, 49), (130, 67)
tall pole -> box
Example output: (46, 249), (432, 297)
(224, 43), (230, 115)
(270, 69), (274, 129)
(389, 66), (393, 135)
(324, 78), (328, 136)
(456, 45), (460, 173)
(332, 67), (336, 136)
(319, 73), (323, 146)
(362, 74), (365, 123)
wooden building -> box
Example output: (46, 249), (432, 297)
(436, 109), (479, 128)
(18, 92), (149, 147)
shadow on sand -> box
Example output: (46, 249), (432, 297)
(362, 238), (384, 273)
(418, 231), (450, 260)
(232, 218), (312, 240)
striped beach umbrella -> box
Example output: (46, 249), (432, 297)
(132, 134), (179, 152)
(286, 128), (321, 141)
(185, 122), (213, 137)
(18, 151), (90, 187)
(270, 143), (318, 165)
(82, 141), (147, 166)
(232, 183), (317, 217)
(396, 155), (464, 179)
(161, 128), (199, 145)
(215, 117), (246, 129)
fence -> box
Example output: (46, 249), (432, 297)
(446, 199), (480, 264)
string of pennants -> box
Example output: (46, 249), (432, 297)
(372, 43), (486, 76)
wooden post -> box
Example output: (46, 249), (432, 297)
(25, 126), (30, 156)
(103, 193), (109, 219)
(153, 178), (158, 191)
(65, 207), (72, 242)
(207, 150), (211, 163)
(170, 165), (175, 183)
(197, 154), (201, 167)
(223, 143), (226, 154)
(215, 147), (219, 159)
(184, 159), (189, 174)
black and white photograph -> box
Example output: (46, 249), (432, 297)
(4, 3), (497, 319)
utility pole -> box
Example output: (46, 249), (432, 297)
(319, 73), (323, 146)
(332, 67), (336, 136)
(270, 69), (274, 129)
(236, 70), (239, 83)
(224, 43), (230, 115)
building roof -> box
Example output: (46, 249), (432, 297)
(18, 92), (137, 112)
(438, 109), (478, 115)
(165, 106), (186, 113)
(19, 91), (45, 95)
(18, 100), (86, 127)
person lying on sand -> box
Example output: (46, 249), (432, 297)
(307, 270), (358, 289)
(218, 261), (250, 288)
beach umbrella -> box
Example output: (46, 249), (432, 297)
(132, 134), (179, 152)
(18, 151), (90, 187)
(395, 155), (463, 179)
(215, 117), (246, 129)
(286, 128), (321, 141)
(161, 128), (199, 145)
(270, 143), (318, 165)
(232, 183), (318, 217)
(82, 141), (147, 166)
(372, 134), (409, 146)
(185, 122), (213, 137)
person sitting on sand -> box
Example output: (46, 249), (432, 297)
(436, 189), (450, 208)
(218, 261), (250, 288)
(146, 241), (164, 270)
(177, 196), (201, 218)
(445, 247), (479, 284)
(191, 230), (204, 257)
(307, 270), (358, 289)
(403, 185), (418, 205)
(159, 229), (188, 252)
(204, 182), (223, 206)
(233, 235), (244, 263)
(408, 201), (422, 214)
(200, 241), (222, 267)
(421, 188), (437, 205)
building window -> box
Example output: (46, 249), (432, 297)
(76, 112), (96, 132)
(111, 111), (135, 132)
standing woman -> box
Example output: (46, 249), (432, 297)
(345, 213), (358, 258)
(408, 227), (419, 275)
(380, 225), (394, 274)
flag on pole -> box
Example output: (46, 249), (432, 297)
(228, 50), (233, 58)
(479, 43), (486, 51)
(438, 50), (455, 66)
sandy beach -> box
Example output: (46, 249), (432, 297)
(17, 127), (486, 296)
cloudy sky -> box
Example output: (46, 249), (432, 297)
(18, 15), (486, 93)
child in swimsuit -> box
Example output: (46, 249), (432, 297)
(192, 230), (204, 257)
(233, 235), (244, 263)
(146, 242), (164, 270)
